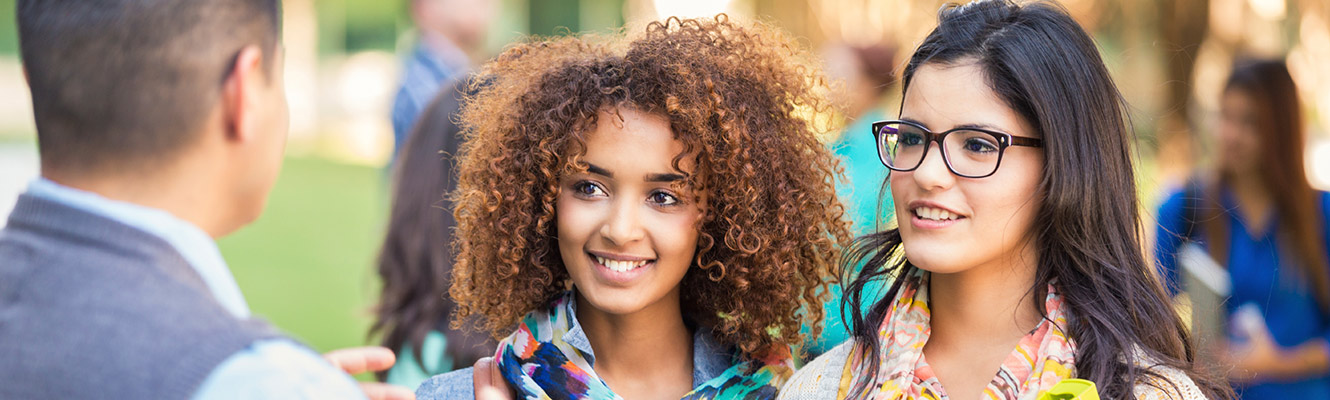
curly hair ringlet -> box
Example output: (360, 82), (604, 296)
(447, 14), (854, 358)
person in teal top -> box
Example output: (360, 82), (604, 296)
(382, 331), (452, 388)
(803, 43), (898, 356)
(832, 110), (895, 236)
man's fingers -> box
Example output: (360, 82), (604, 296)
(473, 357), (512, 400)
(487, 357), (505, 388)
(324, 346), (398, 375)
(473, 357), (496, 386)
(475, 385), (511, 400)
(360, 382), (416, 400)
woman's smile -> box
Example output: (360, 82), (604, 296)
(587, 250), (656, 284)
(907, 200), (968, 230)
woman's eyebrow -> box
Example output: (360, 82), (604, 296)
(586, 163), (613, 177)
(646, 173), (686, 183)
(899, 116), (928, 128)
(899, 116), (1009, 133)
(954, 122), (1010, 133)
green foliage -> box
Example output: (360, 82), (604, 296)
(528, 0), (624, 37)
(529, 0), (581, 36)
(1, 0), (18, 56)
(317, 0), (404, 55)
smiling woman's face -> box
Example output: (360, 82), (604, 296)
(891, 61), (1044, 275)
(556, 107), (703, 316)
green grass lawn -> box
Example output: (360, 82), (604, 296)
(218, 156), (389, 361)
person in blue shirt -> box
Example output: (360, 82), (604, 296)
(2, 1), (409, 399)
(390, 0), (495, 162)
(1155, 59), (1330, 399)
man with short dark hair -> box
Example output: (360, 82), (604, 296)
(1, 1), (405, 398)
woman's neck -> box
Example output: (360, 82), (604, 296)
(921, 244), (1042, 399)
(575, 289), (695, 399)
(1226, 169), (1274, 230)
(927, 259), (1041, 347)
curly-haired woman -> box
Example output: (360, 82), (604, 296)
(414, 15), (852, 399)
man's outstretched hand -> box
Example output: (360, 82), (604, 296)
(324, 346), (416, 400)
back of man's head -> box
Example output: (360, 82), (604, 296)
(18, 0), (282, 175)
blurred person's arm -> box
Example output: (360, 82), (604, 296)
(1227, 319), (1330, 383)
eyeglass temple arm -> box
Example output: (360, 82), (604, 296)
(1010, 136), (1043, 148)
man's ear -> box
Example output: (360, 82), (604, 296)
(220, 45), (266, 143)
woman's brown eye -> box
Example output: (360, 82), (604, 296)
(573, 181), (606, 197)
(649, 191), (679, 205)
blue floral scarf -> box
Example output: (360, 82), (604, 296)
(494, 293), (794, 399)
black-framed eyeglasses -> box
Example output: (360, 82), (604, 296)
(871, 120), (1043, 178)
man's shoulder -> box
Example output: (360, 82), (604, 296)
(0, 217), (281, 399)
(0, 304), (280, 400)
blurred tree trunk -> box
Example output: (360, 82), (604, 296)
(1156, 0), (1210, 184)
(284, 0), (320, 138)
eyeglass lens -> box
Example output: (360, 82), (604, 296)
(878, 122), (1003, 177)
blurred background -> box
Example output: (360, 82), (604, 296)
(0, 0), (1327, 368)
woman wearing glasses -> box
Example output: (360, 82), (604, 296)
(781, 1), (1231, 399)
(1155, 60), (1330, 399)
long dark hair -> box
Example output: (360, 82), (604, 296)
(1199, 60), (1330, 311)
(371, 78), (493, 380)
(842, 1), (1231, 399)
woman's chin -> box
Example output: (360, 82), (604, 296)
(576, 287), (657, 316)
(904, 245), (972, 274)
(912, 263), (969, 275)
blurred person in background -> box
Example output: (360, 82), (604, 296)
(379, 0), (497, 383)
(1, 1), (409, 399)
(1155, 59), (1330, 399)
(803, 42), (898, 358)
(390, 0), (496, 163)
(373, 78), (495, 390)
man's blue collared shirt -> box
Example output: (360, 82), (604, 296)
(25, 178), (366, 399)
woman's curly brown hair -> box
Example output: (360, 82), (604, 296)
(449, 15), (853, 357)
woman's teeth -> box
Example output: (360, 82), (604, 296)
(595, 256), (649, 272)
(914, 207), (961, 221)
